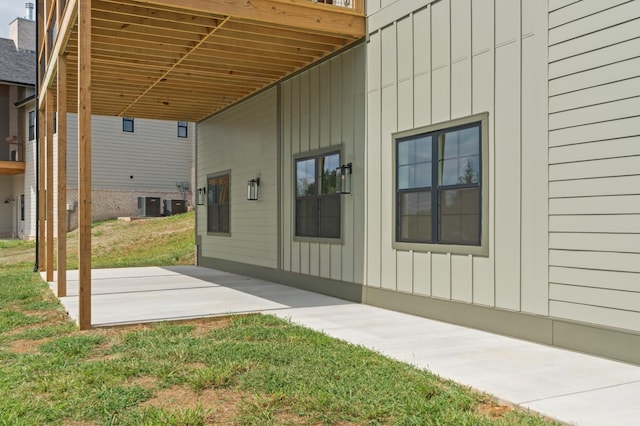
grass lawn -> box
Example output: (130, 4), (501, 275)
(0, 213), (555, 425)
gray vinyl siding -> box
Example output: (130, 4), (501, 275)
(366, 0), (549, 314)
(280, 45), (366, 285)
(548, 0), (640, 332)
(197, 88), (278, 269)
(65, 115), (193, 191)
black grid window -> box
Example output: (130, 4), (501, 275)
(295, 152), (341, 239)
(396, 121), (482, 246)
(207, 173), (230, 234)
(123, 117), (134, 132)
(28, 111), (35, 141)
(177, 121), (188, 138)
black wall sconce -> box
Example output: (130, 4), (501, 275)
(247, 177), (260, 201)
(336, 163), (352, 194)
(197, 187), (206, 205)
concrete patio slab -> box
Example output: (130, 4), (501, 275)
(49, 265), (640, 425)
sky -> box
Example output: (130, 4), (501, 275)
(0, 1), (34, 39)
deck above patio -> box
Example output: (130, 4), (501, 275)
(38, 0), (366, 121)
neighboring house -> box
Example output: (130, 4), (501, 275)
(39, 0), (640, 365)
(1, 15), (194, 240)
(0, 17), (35, 238)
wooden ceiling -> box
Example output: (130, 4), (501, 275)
(48, 0), (365, 122)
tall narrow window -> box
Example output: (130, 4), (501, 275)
(295, 151), (341, 239)
(395, 114), (486, 251)
(20, 194), (25, 221)
(177, 121), (188, 138)
(207, 172), (230, 234)
(123, 117), (134, 132)
(28, 111), (35, 141)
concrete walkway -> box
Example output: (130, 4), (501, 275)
(49, 265), (640, 426)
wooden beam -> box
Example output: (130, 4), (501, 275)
(57, 54), (68, 298)
(38, 0), (77, 108)
(134, 0), (365, 38)
(78, 0), (92, 330)
(46, 88), (54, 282)
(37, 108), (45, 271)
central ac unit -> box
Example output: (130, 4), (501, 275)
(137, 196), (161, 217)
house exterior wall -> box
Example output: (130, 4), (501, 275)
(197, 88), (279, 269)
(547, 0), (640, 333)
(280, 45), (366, 285)
(14, 110), (194, 239)
(365, 0), (549, 312)
(193, 0), (640, 364)
(50, 114), (194, 232)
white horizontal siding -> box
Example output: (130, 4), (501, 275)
(548, 2), (640, 332)
(65, 115), (193, 192)
(549, 233), (640, 254)
(550, 266), (639, 292)
(550, 300), (640, 332)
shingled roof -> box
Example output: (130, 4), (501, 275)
(0, 38), (36, 86)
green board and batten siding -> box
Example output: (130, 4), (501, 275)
(548, 0), (640, 333)
(280, 45), (367, 285)
(365, 0), (549, 315)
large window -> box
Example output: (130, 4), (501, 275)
(295, 151), (341, 239)
(394, 114), (488, 254)
(28, 111), (35, 141)
(207, 172), (230, 234)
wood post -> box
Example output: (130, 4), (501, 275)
(78, 0), (92, 330)
(57, 54), (68, 297)
(45, 88), (54, 282)
(37, 109), (45, 271)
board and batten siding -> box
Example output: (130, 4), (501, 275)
(548, 0), (640, 333)
(280, 45), (366, 284)
(197, 88), (278, 269)
(366, 0), (549, 314)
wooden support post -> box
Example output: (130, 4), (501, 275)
(46, 88), (54, 282)
(37, 109), (46, 271)
(78, 0), (92, 330)
(57, 54), (68, 297)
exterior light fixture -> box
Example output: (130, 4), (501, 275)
(247, 177), (260, 201)
(197, 187), (206, 205)
(336, 163), (352, 194)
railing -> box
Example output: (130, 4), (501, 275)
(1, 141), (24, 163)
(314, 0), (364, 13)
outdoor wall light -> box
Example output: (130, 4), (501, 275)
(337, 163), (352, 194)
(197, 187), (207, 205)
(247, 177), (260, 201)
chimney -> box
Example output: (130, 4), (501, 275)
(25, 3), (35, 21)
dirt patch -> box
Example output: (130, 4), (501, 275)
(7, 337), (52, 354)
(476, 402), (514, 419)
(142, 385), (244, 424)
(188, 317), (233, 336)
(127, 376), (160, 388)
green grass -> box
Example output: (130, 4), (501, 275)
(0, 214), (556, 425)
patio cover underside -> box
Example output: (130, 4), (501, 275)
(45, 0), (365, 122)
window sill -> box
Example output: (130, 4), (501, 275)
(392, 241), (488, 257)
(293, 236), (343, 245)
(207, 232), (231, 238)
